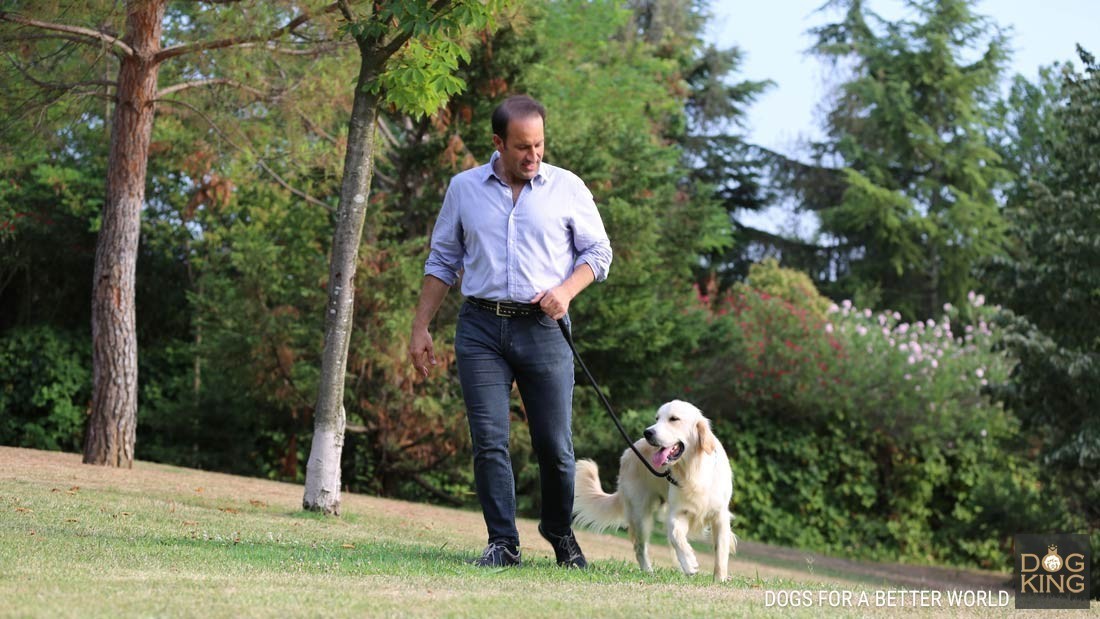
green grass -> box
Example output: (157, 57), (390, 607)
(0, 449), (830, 618)
(0, 448), (1038, 618)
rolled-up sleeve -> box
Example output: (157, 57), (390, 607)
(424, 182), (464, 286)
(571, 183), (613, 282)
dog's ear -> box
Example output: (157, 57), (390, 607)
(696, 418), (717, 455)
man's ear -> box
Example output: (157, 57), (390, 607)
(492, 133), (504, 152)
(696, 418), (716, 455)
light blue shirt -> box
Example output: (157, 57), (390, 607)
(425, 152), (612, 302)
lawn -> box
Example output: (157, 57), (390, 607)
(0, 446), (1039, 618)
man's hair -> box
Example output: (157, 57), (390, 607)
(491, 95), (546, 142)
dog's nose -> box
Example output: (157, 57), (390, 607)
(643, 428), (654, 441)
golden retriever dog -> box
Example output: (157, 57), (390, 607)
(573, 400), (735, 581)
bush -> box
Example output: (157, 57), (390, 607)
(690, 263), (1051, 569)
(0, 326), (90, 452)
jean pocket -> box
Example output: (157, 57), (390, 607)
(536, 312), (569, 330)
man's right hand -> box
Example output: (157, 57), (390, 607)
(409, 326), (437, 378)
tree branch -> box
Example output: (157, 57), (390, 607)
(336, 0), (355, 23)
(368, 0), (456, 61)
(255, 159), (334, 211)
(376, 117), (399, 150)
(154, 2), (341, 63)
(0, 32), (107, 48)
(0, 12), (133, 57)
(159, 78), (341, 147)
(4, 52), (116, 93)
(294, 106), (338, 145)
(269, 344), (315, 409)
(156, 77), (265, 100)
(231, 40), (354, 56)
(157, 97), (335, 212)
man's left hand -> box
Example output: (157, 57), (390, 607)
(531, 287), (571, 320)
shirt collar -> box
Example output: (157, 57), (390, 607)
(483, 151), (550, 186)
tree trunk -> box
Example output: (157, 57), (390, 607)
(83, 0), (165, 467)
(302, 57), (381, 514)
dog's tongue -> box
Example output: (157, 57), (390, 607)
(651, 447), (672, 468)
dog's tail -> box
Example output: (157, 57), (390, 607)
(572, 459), (624, 533)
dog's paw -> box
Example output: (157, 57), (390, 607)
(680, 557), (699, 576)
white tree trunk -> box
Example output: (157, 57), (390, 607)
(302, 407), (346, 514)
(301, 58), (381, 514)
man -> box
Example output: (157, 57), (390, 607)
(409, 95), (612, 568)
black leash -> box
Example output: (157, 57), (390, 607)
(557, 318), (678, 486)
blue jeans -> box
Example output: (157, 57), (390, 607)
(455, 301), (576, 547)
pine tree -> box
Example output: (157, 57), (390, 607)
(804, 0), (1011, 318)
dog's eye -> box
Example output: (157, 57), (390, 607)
(669, 416), (680, 422)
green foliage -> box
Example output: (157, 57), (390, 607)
(344, 0), (506, 118)
(0, 327), (90, 451)
(989, 66), (1066, 190)
(688, 265), (1046, 568)
(0, 135), (103, 331)
(181, 185), (330, 479)
(519, 0), (730, 398)
(983, 48), (1100, 536)
(736, 258), (831, 319)
(370, 37), (472, 117)
(804, 0), (1011, 319)
(341, 237), (471, 501)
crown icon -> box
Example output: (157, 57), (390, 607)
(1048, 545), (1058, 553)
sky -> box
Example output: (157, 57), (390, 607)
(705, 0), (1100, 234)
(707, 0), (1100, 154)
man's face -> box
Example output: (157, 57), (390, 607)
(493, 115), (544, 185)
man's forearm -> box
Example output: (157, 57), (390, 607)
(561, 263), (596, 300)
(413, 275), (452, 329)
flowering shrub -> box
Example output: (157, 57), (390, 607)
(825, 292), (1011, 445)
(693, 262), (1054, 568)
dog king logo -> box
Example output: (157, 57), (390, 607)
(1014, 534), (1091, 609)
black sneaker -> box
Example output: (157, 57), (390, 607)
(538, 523), (588, 569)
(470, 541), (522, 567)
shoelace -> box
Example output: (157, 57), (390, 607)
(558, 534), (583, 561)
(479, 541), (514, 562)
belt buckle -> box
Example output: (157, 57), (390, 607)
(494, 302), (508, 317)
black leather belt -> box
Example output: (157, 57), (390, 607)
(466, 297), (543, 318)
